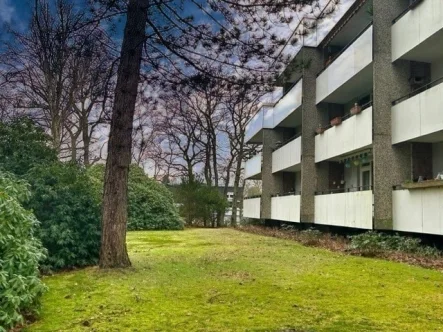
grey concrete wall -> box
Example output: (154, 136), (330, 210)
(295, 171), (302, 193)
(261, 128), (290, 219)
(372, 0), (412, 229)
(299, 47), (327, 223)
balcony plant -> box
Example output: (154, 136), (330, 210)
(330, 117), (342, 126)
(316, 124), (325, 135)
(401, 178), (443, 190)
(350, 103), (362, 115)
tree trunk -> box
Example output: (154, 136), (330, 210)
(99, 0), (147, 269)
(81, 113), (90, 166)
(51, 116), (61, 155)
(70, 131), (77, 162)
(231, 160), (242, 227)
(218, 157), (234, 228)
(231, 143), (244, 227)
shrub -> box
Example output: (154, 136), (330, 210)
(0, 119), (101, 271)
(175, 178), (227, 227)
(25, 163), (101, 271)
(88, 165), (183, 231)
(128, 166), (183, 230)
(349, 231), (441, 257)
(299, 228), (323, 246)
(0, 118), (57, 177)
(0, 172), (47, 330)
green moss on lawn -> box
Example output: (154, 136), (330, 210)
(29, 229), (443, 331)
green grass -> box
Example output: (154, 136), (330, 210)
(29, 229), (443, 331)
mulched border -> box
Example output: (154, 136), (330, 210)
(236, 226), (443, 271)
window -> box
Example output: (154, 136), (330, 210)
(360, 163), (372, 190)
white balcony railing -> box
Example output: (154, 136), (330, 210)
(243, 198), (261, 219)
(273, 79), (303, 128)
(272, 136), (302, 173)
(315, 107), (372, 163)
(315, 190), (373, 229)
(245, 105), (274, 144)
(392, 0), (443, 61)
(316, 25), (373, 104)
(392, 80), (443, 144)
(393, 188), (443, 235)
(244, 153), (262, 179)
(271, 195), (300, 223)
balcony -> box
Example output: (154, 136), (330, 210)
(316, 24), (373, 104)
(393, 186), (443, 235)
(245, 105), (274, 144)
(271, 194), (301, 223)
(244, 153), (262, 180)
(315, 105), (372, 163)
(392, 79), (443, 144)
(272, 79), (303, 128)
(314, 189), (373, 229)
(243, 197), (261, 219)
(392, 0), (443, 62)
(272, 136), (302, 173)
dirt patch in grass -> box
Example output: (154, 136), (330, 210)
(237, 226), (443, 271)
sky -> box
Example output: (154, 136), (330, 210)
(1, 0), (356, 41)
(0, 0), (357, 176)
(0, 0), (30, 26)
(1, 0), (357, 103)
(0, 0), (211, 31)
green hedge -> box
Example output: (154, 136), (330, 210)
(26, 163), (101, 271)
(0, 118), (57, 177)
(0, 173), (47, 330)
(88, 165), (183, 231)
(0, 118), (101, 271)
(175, 178), (227, 226)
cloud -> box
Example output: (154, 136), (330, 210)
(0, 0), (14, 24)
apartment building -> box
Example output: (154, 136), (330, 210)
(243, 0), (443, 235)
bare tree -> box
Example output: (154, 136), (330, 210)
(223, 85), (264, 226)
(96, 0), (335, 267)
(1, 0), (115, 163)
(2, 0), (85, 152)
(68, 30), (117, 165)
(156, 91), (206, 182)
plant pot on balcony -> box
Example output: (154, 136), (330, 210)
(316, 126), (325, 135)
(350, 103), (362, 115)
(330, 117), (342, 126)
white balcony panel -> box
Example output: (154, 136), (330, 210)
(273, 79), (303, 127)
(315, 107), (372, 163)
(392, 83), (443, 144)
(272, 137), (302, 173)
(316, 26), (373, 104)
(244, 153), (262, 179)
(392, 0), (443, 61)
(393, 188), (443, 235)
(271, 195), (300, 223)
(245, 106), (274, 144)
(314, 191), (373, 229)
(243, 198), (261, 219)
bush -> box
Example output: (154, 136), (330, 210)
(0, 119), (101, 271)
(0, 172), (47, 330)
(349, 231), (441, 257)
(0, 118), (57, 177)
(88, 165), (183, 231)
(25, 163), (101, 270)
(175, 178), (227, 227)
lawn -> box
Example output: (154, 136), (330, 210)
(29, 229), (443, 331)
